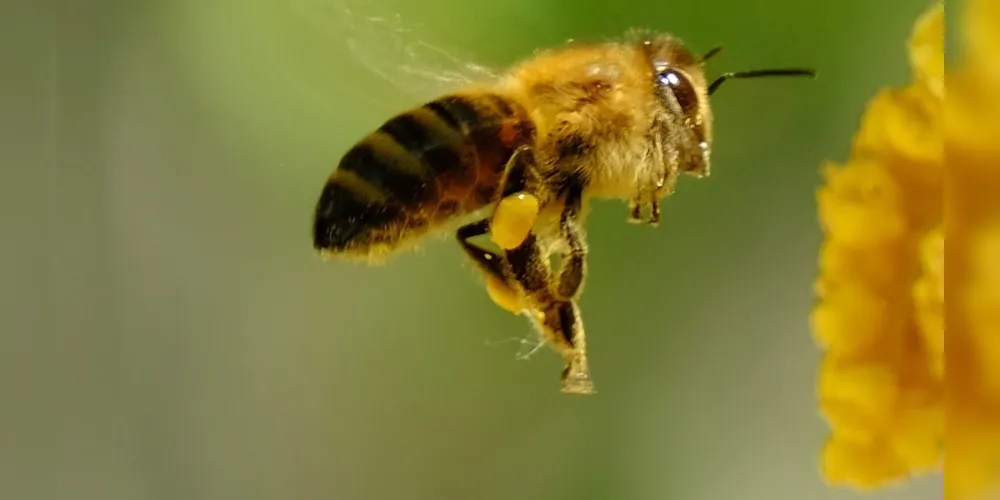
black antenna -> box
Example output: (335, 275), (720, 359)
(708, 68), (816, 95)
(700, 45), (724, 63)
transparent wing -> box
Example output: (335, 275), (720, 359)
(330, 0), (501, 102)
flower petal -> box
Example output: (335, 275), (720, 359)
(850, 85), (942, 189)
(817, 161), (908, 246)
(908, 1), (943, 98)
(963, 0), (1000, 85)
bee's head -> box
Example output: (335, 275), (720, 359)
(640, 34), (715, 178)
(639, 33), (815, 179)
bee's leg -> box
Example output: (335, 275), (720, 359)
(456, 219), (525, 314)
(457, 219), (595, 394)
(645, 170), (675, 226)
(626, 195), (662, 226)
(490, 146), (542, 250)
(553, 177), (587, 301)
(648, 198), (661, 226)
(504, 232), (595, 394)
(627, 198), (644, 224)
(470, 146), (595, 394)
(534, 299), (594, 394)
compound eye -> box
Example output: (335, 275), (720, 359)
(657, 70), (699, 116)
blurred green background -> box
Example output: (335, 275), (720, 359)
(5, 0), (942, 499)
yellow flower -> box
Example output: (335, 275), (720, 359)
(815, 1), (1000, 496)
(945, 1), (1000, 489)
(812, 1), (944, 492)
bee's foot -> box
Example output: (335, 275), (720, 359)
(627, 200), (644, 224)
(491, 192), (540, 249)
(648, 200), (661, 227)
(560, 357), (596, 395)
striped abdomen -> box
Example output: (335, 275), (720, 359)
(313, 92), (534, 260)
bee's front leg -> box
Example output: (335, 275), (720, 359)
(628, 170), (675, 226)
(648, 168), (679, 227)
(648, 198), (661, 226)
(627, 198), (645, 224)
(626, 195), (659, 226)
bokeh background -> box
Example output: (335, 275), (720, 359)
(5, 0), (943, 499)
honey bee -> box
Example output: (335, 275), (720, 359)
(313, 28), (814, 394)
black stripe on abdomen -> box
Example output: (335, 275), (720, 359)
(420, 93), (525, 175)
(335, 141), (431, 206)
(383, 109), (467, 177)
(378, 114), (434, 155)
(423, 96), (483, 132)
(312, 180), (403, 251)
(314, 93), (529, 253)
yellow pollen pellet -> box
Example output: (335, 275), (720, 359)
(485, 275), (524, 314)
(491, 192), (540, 250)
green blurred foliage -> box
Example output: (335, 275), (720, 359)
(5, 0), (941, 499)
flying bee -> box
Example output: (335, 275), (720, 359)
(313, 28), (814, 394)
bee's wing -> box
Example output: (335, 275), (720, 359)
(332, 0), (500, 102)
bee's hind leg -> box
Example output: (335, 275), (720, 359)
(456, 219), (525, 314)
(504, 231), (595, 395)
(460, 147), (595, 394)
(456, 218), (595, 394)
(490, 146), (542, 251)
(544, 300), (593, 395)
